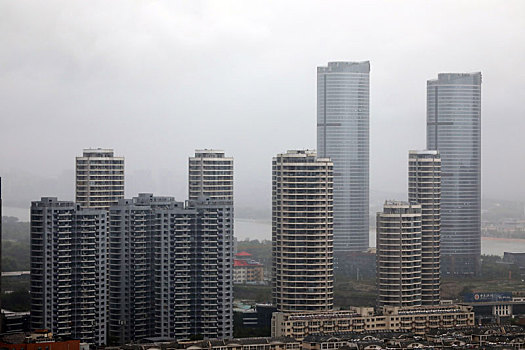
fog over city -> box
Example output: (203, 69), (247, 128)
(1, 0), (525, 219)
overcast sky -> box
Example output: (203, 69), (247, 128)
(1, 0), (525, 218)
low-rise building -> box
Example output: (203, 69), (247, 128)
(0, 330), (87, 350)
(234, 303), (277, 330)
(110, 325), (525, 350)
(106, 336), (301, 350)
(460, 291), (525, 323)
(272, 305), (474, 339)
(2, 309), (30, 333)
(234, 252), (264, 284)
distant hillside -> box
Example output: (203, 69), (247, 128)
(2, 216), (30, 271)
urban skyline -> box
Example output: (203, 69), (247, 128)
(2, 2), (524, 217)
(1, 2), (524, 349)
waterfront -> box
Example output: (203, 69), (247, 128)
(4, 209), (525, 257)
(235, 218), (525, 256)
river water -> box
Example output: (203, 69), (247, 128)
(235, 218), (525, 256)
(5, 206), (524, 257)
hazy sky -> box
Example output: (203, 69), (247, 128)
(1, 0), (525, 217)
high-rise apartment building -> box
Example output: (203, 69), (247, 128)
(30, 198), (107, 345)
(76, 148), (124, 210)
(376, 201), (422, 308)
(427, 73), (481, 275)
(317, 61), (370, 252)
(272, 150), (334, 312)
(108, 194), (220, 344)
(408, 150), (441, 305)
(189, 150), (233, 338)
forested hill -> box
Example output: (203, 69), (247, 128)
(2, 216), (30, 271)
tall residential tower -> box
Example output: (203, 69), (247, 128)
(317, 61), (370, 252)
(409, 150), (441, 305)
(376, 201), (422, 308)
(188, 150), (234, 338)
(30, 198), (107, 345)
(108, 194), (220, 344)
(272, 150), (334, 312)
(76, 148), (124, 210)
(427, 73), (481, 275)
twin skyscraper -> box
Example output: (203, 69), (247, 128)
(317, 62), (481, 276)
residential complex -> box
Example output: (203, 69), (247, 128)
(317, 61), (370, 252)
(75, 148), (124, 210)
(427, 73), (482, 276)
(376, 201), (422, 308)
(272, 150), (334, 312)
(408, 150), (441, 305)
(189, 149), (234, 338)
(30, 198), (107, 345)
(272, 305), (474, 339)
(108, 194), (221, 344)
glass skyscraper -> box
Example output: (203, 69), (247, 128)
(317, 61), (370, 252)
(427, 73), (481, 276)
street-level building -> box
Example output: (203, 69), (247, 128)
(234, 253), (264, 284)
(272, 305), (475, 340)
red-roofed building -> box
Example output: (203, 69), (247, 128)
(234, 253), (264, 284)
(235, 251), (252, 257)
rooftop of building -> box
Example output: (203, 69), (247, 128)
(409, 149), (439, 156)
(192, 149), (232, 159)
(274, 150), (332, 163)
(428, 72), (482, 85)
(318, 61), (370, 74)
(278, 304), (472, 320)
(234, 259), (263, 267)
(80, 148), (121, 158)
(0, 330), (58, 345)
(235, 251), (252, 257)
(114, 337), (299, 350)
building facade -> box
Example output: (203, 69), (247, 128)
(108, 194), (220, 344)
(30, 198), (107, 345)
(76, 148), (124, 210)
(317, 61), (370, 252)
(189, 149), (234, 338)
(272, 305), (475, 339)
(408, 150), (441, 305)
(234, 252), (264, 284)
(427, 73), (482, 276)
(376, 201), (422, 308)
(272, 305), (474, 340)
(272, 150), (334, 312)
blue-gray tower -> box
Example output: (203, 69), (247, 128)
(427, 72), (481, 276)
(317, 61), (370, 252)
